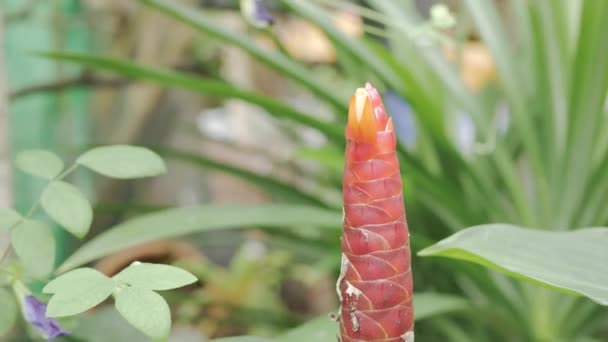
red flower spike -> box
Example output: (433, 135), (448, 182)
(338, 83), (414, 342)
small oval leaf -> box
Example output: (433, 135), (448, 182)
(113, 263), (197, 291)
(0, 287), (18, 336)
(115, 286), (171, 339)
(43, 268), (112, 294)
(41, 181), (93, 238)
(77, 145), (166, 179)
(45, 268), (115, 317)
(418, 224), (608, 305)
(11, 220), (55, 278)
(0, 208), (21, 232)
(16, 150), (64, 180)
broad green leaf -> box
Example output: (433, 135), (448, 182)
(418, 224), (608, 305)
(113, 263), (197, 291)
(77, 145), (166, 179)
(43, 267), (114, 294)
(44, 268), (115, 317)
(11, 220), (55, 278)
(114, 286), (171, 339)
(0, 208), (21, 232)
(58, 205), (341, 273)
(37, 53), (343, 143)
(41, 181), (93, 238)
(0, 287), (17, 336)
(15, 149), (64, 180)
(413, 293), (470, 321)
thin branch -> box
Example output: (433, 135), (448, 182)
(9, 73), (127, 99)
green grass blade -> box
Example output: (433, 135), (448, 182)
(162, 147), (334, 209)
(37, 52), (343, 143)
(464, 0), (545, 185)
(139, 0), (346, 112)
(57, 205), (341, 272)
(556, 1), (608, 228)
(278, 0), (401, 90)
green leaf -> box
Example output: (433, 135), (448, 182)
(414, 292), (470, 321)
(275, 315), (336, 342)
(77, 145), (166, 179)
(44, 268), (115, 317)
(418, 224), (608, 305)
(58, 205), (340, 273)
(279, 0), (401, 90)
(0, 208), (21, 232)
(139, 0), (346, 112)
(41, 181), (93, 238)
(15, 149), (64, 180)
(114, 286), (171, 339)
(37, 53), (343, 143)
(11, 220), (55, 278)
(43, 267), (113, 294)
(0, 287), (18, 336)
(113, 263), (197, 291)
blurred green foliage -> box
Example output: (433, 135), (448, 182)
(21, 0), (608, 340)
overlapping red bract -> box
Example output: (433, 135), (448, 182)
(339, 83), (414, 342)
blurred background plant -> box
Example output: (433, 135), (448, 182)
(2, 0), (608, 341)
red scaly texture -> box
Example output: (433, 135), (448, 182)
(338, 83), (414, 342)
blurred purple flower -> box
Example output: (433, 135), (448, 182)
(22, 296), (68, 341)
(241, 0), (274, 28)
(382, 91), (417, 148)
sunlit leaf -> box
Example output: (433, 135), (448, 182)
(77, 145), (166, 179)
(113, 263), (197, 291)
(43, 268), (113, 294)
(11, 220), (55, 278)
(44, 268), (115, 317)
(419, 224), (608, 305)
(0, 208), (21, 232)
(15, 150), (64, 180)
(114, 286), (171, 339)
(41, 181), (93, 238)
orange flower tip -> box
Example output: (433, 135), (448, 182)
(385, 117), (394, 132)
(347, 87), (377, 144)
